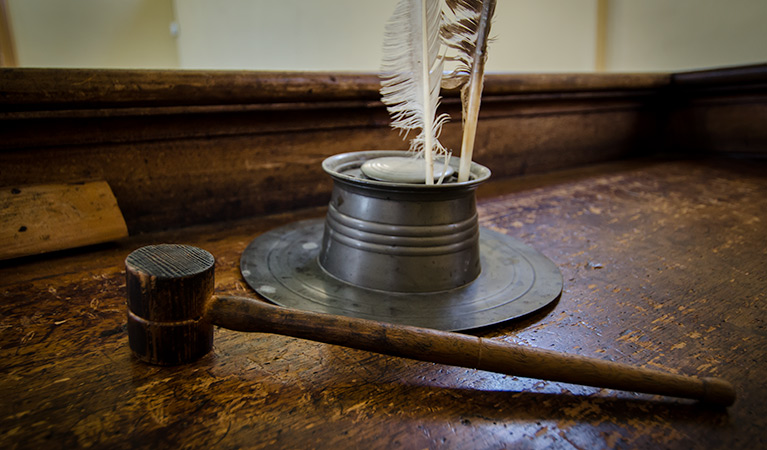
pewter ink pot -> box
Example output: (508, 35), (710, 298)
(318, 150), (491, 293)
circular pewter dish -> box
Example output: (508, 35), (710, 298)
(240, 219), (562, 331)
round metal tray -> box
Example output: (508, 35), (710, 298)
(240, 219), (562, 331)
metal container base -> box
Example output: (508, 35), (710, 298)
(240, 218), (562, 331)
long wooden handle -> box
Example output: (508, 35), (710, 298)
(208, 295), (735, 406)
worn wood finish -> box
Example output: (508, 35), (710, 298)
(207, 295), (733, 405)
(1, 157), (765, 449)
(4, 66), (764, 235)
(0, 181), (128, 260)
(0, 68), (669, 109)
(123, 242), (735, 404)
(0, 69), (668, 234)
(126, 244), (215, 366)
(0, 69), (381, 109)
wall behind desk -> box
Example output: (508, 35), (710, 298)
(5, 0), (767, 73)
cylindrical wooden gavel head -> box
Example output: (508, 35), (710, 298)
(125, 244), (215, 365)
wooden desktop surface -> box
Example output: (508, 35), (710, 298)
(2, 157), (765, 449)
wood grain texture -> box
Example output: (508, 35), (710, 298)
(125, 244), (216, 365)
(120, 242), (733, 402)
(0, 69), (667, 234)
(0, 181), (128, 260)
(2, 67), (762, 234)
(0, 68), (668, 110)
(204, 295), (732, 405)
(0, 69), (381, 109)
(1, 158), (764, 449)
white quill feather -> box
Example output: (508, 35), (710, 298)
(441, 0), (496, 182)
(380, 0), (450, 185)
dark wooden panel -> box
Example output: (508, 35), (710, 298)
(0, 105), (657, 233)
(667, 64), (767, 155)
(0, 70), (666, 233)
(2, 66), (761, 234)
(672, 63), (767, 89)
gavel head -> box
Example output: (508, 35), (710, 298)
(125, 244), (215, 365)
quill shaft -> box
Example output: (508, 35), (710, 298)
(420, 0), (435, 184)
(457, 0), (495, 182)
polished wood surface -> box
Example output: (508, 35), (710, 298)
(208, 296), (734, 406)
(2, 157), (765, 449)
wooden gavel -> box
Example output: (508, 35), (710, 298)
(125, 244), (736, 406)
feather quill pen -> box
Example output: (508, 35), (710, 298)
(380, 0), (450, 185)
(441, 0), (496, 182)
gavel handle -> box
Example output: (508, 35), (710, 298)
(208, 295), (735, 406)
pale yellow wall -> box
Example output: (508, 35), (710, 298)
(6, 0), (767, 72)
(172, 0), (598, 73)
(173, 0), (396, 71)
(605, 0), (767, 72)
(487, 0), (598, 72)
(7, 0), (178, 68)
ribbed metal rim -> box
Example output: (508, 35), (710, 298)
(322, 150), (492, 190)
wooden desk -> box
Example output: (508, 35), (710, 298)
(2, 157), (765, 449)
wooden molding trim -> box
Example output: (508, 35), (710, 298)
(672, 63), (767, 89)
(1, 66), (763, 233)
(666, 64), (767, 155)
(0, 68), (669, 111)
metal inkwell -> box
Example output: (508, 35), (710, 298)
(240, 150), (563, 331)
(239, 0), (560, 329)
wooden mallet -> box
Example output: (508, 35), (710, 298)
(125, 244), (736, 406)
